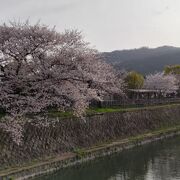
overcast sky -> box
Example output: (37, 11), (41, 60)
(0, 0), (180, 51)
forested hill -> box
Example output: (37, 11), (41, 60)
(102, 46), (180, 75)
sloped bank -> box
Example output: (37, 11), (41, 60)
(0, 104), (180, 179)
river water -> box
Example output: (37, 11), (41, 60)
(35, 136), (180, 180)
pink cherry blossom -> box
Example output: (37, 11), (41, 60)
(0, 21), (125, 117)
(144, 72), (178, 94)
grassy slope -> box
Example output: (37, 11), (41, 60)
(48, 103), (180, 118)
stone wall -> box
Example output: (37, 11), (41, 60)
(0, 105), (180, 170)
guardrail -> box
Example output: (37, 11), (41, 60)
(90, 98), (180, 108)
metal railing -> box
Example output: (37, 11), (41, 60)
(90, 98), (180, 108)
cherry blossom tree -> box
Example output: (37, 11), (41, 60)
(164, 65), (180, 96)
(0, 116), (24, 145)
(0, 21), (125, 117)
(144, 72), (178, 94)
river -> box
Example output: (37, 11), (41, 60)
(35, 135), (180, 180)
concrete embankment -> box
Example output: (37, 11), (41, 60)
(1, 104), (180, 179)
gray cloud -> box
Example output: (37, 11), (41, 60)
(0, 0), (180, 51)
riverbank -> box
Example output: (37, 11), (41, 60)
(0, 104), (180, 179)
(1, 126), (180, 179)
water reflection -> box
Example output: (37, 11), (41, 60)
(35, 136), (180, 180)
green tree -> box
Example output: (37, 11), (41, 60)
(164, 65), (180, 75)
(164, 65), (180, 95)
(125, 71), (144, 89)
